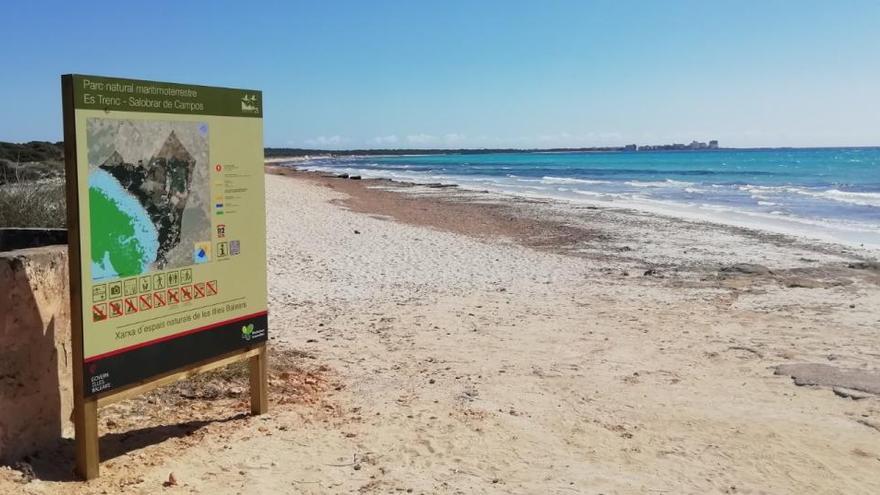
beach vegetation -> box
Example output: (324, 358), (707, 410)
(0, 174), (66, 228)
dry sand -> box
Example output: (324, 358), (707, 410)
(3, 169), (879, 494)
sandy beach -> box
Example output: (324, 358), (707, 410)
(4, 168), (880, 494)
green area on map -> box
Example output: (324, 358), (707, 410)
(89, 185), (150, 278)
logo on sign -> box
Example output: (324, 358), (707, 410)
(240, 322), (265, 341)
(241, 94), (259, 114)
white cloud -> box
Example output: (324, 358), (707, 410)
(536, 132), (573, 143)
(443, 133), (466, 144)
(534, 131), (624, 146)
(406, 133), (437, 145)
(398, 133), (469, 147)
(372, 135), (400, 145)
(301, 131), (636, 149)
(304, 135), (344, 147)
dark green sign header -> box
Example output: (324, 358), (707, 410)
(67, 74), (262, 118)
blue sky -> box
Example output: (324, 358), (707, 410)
(3, 1), (879, 148)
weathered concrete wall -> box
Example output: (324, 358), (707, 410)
(0, 246), (72, 462)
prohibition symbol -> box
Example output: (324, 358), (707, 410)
(92, 303), (107, 322)
(124, 297), (138, 315)
(109, 300), (123, 318)
(138, 294), (153, 311)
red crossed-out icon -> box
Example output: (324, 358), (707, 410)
(138, 293), (152, 311)
(194, 282), (205, 299)
(92, 303), (107, 322)
(167, 287), (180, 304)
(153, 291), (166, 307)
(180, 285), (193, 301)
(109, 300), (123, 318)
(206, 280), (218, 296)
(124, 297), (138, 315)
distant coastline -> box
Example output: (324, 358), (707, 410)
(264, 143), (880, 158)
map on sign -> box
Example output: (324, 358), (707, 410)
(86, 119), (212, 281)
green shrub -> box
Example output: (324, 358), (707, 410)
(0, 141), (64, 163)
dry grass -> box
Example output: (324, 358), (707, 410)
(0, 178), (66, 228)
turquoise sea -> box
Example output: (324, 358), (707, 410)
(294, 148), (880, 249)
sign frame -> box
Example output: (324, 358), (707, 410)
(61, 74), (268, 480)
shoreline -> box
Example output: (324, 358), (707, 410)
(278, 158), (880, 252)
(267, 163), (880, 262)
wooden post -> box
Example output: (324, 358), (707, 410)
(74, 398), (99, 479)
(249, 343), (268, 415)
(63, 74), (100, 480)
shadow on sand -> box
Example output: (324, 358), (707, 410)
(12, 413), (249, 483)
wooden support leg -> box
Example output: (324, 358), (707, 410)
(249, 343), (268, 415)
(74, 396), (99, 480)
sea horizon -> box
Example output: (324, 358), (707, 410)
(265, 144), (880, 155)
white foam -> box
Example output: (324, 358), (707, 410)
(739, 184), (880, 207)
(809, 189), (880, 207)
(540, 176), (612, 185)
(626, 179), (694, 188)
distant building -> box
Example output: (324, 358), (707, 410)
(624, 144), (637, 151)
(636, 139), (718, 151)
